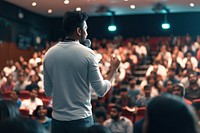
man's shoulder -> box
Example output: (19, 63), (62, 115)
(120, 116), (132, 124)
(104, 118), (112, 126)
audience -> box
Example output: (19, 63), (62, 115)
(1, 35), (200, 132)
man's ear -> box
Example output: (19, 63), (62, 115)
(76, 27), (82, 36)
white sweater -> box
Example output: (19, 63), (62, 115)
(43, 41), (111, 121)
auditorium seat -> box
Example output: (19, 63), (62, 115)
(19, 108), (29, 117)
(121, 108), (135, 122)
(19, 90), (30, 100)
(134, 107), (146, 124)
(41, 98), (50, 106)
(2, 90), (11, 100)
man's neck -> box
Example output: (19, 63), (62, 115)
(65, 36), (78, 42)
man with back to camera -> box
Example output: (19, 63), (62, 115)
(43, 11), (120, 133)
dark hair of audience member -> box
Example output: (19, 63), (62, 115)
(143, 94), (200, 133)
(94, 107), (107, 121)
(0, 117), (48, 133)
(0, 100), (20, 122)
(111, 104), (122, 112)
(83, 124), (111, 133)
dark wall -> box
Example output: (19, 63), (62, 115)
(0, 1), (50, 48)
(87, 12), (200, 39)
(48, 12), (200, 40)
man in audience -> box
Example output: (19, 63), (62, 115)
(163, 68), (180, 87)
(94, 107), (107, 125)
(136, 85), (152, 107)
(115, 87), (135, 109)
(171, 83), (192, 105)
(25, 75), (40, 92)
(104, 104), (133, 133)
(14, 74), (29, 91)
(185, 72), (200, 101)
(10, 90), (22, 108)
(128, 77), (141, 101)
(3, 60), (16, 77)
(0, 74), (14, 94)
(20, 88), (43, 115)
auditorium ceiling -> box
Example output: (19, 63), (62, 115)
(5, 0), (200, 17)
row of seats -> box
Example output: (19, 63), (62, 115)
(2, 90), (49, 100)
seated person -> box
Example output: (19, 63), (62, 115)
(115, 87), (135, 110)
(143, 94), (200, 133)
(171, 83), (192, 105)
(33, 105), (51, 131)
(10, 90), (22, 108)
(104, 104), (133, 133)
(20, 88), (43, 115)
(136, 85), (152, 107)
(0, 100), (20, 122)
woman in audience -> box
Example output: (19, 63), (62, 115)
(143, 94), (200, 133)
(33, 105), (51, 131)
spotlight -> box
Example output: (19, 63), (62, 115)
(161, 14), (170, 30)
(108, 11), (117, 32)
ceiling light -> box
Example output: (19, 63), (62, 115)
(76, 7), (81, 11)
(32, 2), (37, 7)
(48, 9), (53, 14)
(64, 0), (69, 4)
(162, 23), (170, 29)
(190, 3), (194, 7)
(130, 5), (136, 9)
(124, 0), (128, 1)
(161, 14), (170, 30)
(108, 11), (117, 32)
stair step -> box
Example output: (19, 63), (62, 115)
(134, 70), (146, 75)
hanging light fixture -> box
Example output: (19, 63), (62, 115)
(108, 11), (117, 32)
(161, 14), (170, 30)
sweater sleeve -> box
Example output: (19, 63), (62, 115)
(43, 61), (53, 97)
(88, 52), (111, 97)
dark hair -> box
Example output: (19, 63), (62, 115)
(63, 11), (88, 36)
(144, 85), (152, 90)
(0, 117), (48, 133)
(111, 104), (122, 112)
(168, 67), (176, 72)
(83, 125), (111, 133)
(0, 100), (20, 122)
(94, 107), (107, 121)
(33, 105), (47, 117)
(145, 94), (200, 133)
(119, 87), (128, 92)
